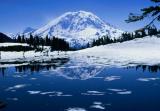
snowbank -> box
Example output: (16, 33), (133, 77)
(1, 36), (160, 68)
(72, 36), (160, 67)
(0, 43), (28, 47)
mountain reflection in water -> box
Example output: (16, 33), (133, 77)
(0, 60), (160, 111)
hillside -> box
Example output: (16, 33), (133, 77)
(0, 32), (13, 43)
(73, 36), (160, 67)
(22, 11), (123, 48)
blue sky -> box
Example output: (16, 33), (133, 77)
(0, 0), (155, 34)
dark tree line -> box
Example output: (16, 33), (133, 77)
(0, 32), (13, 43)
(92, 36), (114, 46)
(91, 26), (160, 47)
(15, 34), (70, 51)
(0, 46), (34, 52)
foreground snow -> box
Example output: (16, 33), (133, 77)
(1, 36), (160, 68)
(0, 43), (28, 47)
(73, 36), (160, 67)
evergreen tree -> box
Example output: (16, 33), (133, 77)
(126, 0), (160, 29)
(29, 34), (34, 46)
(17, 35), (22, 43)
(21, 35), (25, 43)
(148, 26), (158, 35)
(51, 36), (70, 51)
(45, 35), (51, 46)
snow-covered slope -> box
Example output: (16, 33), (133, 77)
(30, 11), (123, 48)
(23, 27), (36, 34)
(73, 36), (160, 67)
(1, 36), (160, 68)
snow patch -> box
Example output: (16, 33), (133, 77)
(108, 88), (132, 95)
(90, 102), (105, 110)
(73, 36), (160, 67)
(81, 91), (105, 96)
(104, 76), (121, 81)
(5, 84), (29, 91)
(137, 78), (160, 82)
(66, 108), (87, 111)
(27, 91), (41, 94)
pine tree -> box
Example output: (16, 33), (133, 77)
(21, 35), (25, 43)
(29, 34), (34, 46)
(17, 35), (22, 43)
(125, 0), (160, 29)
(45, 35), (51, 46)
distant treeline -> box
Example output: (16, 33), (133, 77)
(15, 35), (70, 51)
(0, 32), (14, 43)
(0, 45), (34, 52)
(91, 26), (160, 47)
(1, 26), (160, 51)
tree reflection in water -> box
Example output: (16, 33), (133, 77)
(126, 65), (160, 73)
(0, 67), (6, 76)
(0, 58), (69, 75)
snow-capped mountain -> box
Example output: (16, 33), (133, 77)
(23, 27), (36, 34)
(25, 11), (123, 48)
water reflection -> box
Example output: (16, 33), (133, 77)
(0, 68), (6, 76)
(0, 58), (69, 76)
(55, 65), (104, 80)
(126, 65), (160, 73)
(0, 101), (6, 109)
(1, 63), (160, 78)
(136, 65), (160, 73)
(0, 62), (160, 111)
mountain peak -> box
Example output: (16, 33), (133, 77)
(27, 11), (123, 48)
(23, 27), (36, 34)
(61, 10), (96, 17)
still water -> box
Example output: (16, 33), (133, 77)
(0, 58), (160, 111)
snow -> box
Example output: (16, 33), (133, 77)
(0, 51), (39, 60)
(104, 76), (121, 81)
(27, 90), (72, 97)
(90, 102), (106, 110)
(27, 91), (41, 94)
(22, 27), (36, 34)
(107, 89), (126, 92)
(73, 36), (160, 67)
(0, 50), (69, 67)
(25, 11), (123, 48)
(117, 91), (132, 95)
(5, 84), (29, 91)
(81, 91), (105, 96)
(66, 108), (87, 111)
(90, 104), (105, 110)
(0, 43), (28, 47)
(107, 88), (132, 95)
(1, 36), (160, 68)
(137, 78), (160, 82)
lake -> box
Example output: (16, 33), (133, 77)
(0, 58), (160, 111)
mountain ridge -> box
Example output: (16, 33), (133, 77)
(23, 11), (124, 48)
